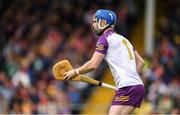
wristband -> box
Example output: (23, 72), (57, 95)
(75, 69), (80, 75)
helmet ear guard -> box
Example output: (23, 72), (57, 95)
(97, 19), (109, 30)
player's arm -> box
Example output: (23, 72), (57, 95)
(64, 36), (108, 80)
(76, 52), (105, 74)
(64, 52), (105, 80)
(134, 50), (145, 75)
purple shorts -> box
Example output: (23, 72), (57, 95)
(111, 84), (145, 108)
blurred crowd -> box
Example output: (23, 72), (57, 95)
(142, 0), (180, 114)
(0, 0), (140, 114)
(0, 0), (179, 114)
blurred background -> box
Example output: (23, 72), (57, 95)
(0, 0), (179, 114)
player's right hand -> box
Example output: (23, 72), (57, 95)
(63, 69), (77, 80)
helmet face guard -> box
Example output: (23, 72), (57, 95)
(92, 9), (117, 35)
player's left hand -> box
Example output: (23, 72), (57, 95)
(63, 69), (77, 80)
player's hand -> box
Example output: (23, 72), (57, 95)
(63, 69), (77, 80)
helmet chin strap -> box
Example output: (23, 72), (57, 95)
(98, 19), (109, 30)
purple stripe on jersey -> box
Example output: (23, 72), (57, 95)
(95, 28), (114, 54)
(111, 84), (145, 108)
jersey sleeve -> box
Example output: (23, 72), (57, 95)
(95, 36), (109, 54)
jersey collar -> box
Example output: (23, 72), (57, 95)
(101, 28), (114, 38)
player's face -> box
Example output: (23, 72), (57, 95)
(91, 15), (104, 36)
(91, 16), (98, 32)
